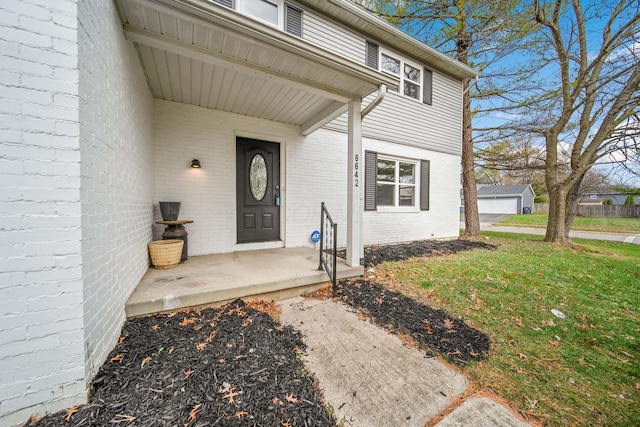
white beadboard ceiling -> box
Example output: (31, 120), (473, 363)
(115, 0), (396, 133)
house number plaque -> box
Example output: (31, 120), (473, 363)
(354, 154), (359, 187)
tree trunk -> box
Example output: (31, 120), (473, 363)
(461, 78), (480, 236)
(456, 14), (480, 237)
(564, 174), (584, 232)
(545, 185), (571, 243)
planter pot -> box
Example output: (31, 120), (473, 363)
(148, 240), (184, 269)
(159, 201), (181, 221)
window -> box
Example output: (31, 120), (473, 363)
(210, 0), (303, 35)
(365, 151), (430, 211)
(238, 0), (279, 25)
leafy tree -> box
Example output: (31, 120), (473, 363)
(358, 0), (535, 237)
(624, 194), (636, 205)
(603, 198), (614, 205)
(493, 0), (640, 242)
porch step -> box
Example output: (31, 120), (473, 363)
(125, 247), (363, 318)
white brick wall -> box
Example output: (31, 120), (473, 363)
(0, 1), (85, 425)
(152, 100), (460, 255)
(78, 0), (154, 389)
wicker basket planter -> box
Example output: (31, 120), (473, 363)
(148, 240), (184, 269)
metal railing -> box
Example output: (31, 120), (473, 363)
(318, 202), (338, 288)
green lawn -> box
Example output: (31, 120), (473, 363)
(498, 214), (640, 234)
(375, 234), (640, 426)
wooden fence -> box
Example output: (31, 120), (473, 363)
(534, 203), (640, 218)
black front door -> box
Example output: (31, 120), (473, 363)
(236, 137), (281, 243)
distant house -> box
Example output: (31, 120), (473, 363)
(580, 191), (640, 205)
(477, 184), (536, 214)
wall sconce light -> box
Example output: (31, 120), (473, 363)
(191, 159), (201, 168)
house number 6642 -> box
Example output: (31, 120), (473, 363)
(354, 154), (359, 187)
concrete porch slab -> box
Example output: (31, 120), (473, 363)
(125, 247), (362, 318)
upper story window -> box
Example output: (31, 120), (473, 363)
(239, 0), (279, 26)
(381, 50), (422, 101)
(366, 41), (433, 105)
(209, 0), (303, 37)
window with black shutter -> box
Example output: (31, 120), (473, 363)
(285, 3), (303, 37)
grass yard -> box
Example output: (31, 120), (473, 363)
(373, 233), (640, 426)
(498, 214), (640, 234)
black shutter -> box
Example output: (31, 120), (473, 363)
(285, 3), (303, 37)
(365, 151), (377, 211)
(211, 0), (233, 8)
(423, 68), (433, 105)
(365, 41), (379, 69)
(420, 160), (430, 211)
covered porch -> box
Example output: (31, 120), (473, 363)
(125, 247), (363, 318)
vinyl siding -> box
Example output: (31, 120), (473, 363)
(302, 9), (366, 64)
(324, 71), (463, 156)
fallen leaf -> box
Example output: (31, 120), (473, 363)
(516, 368), (527, 375)
(219, 359), (225, 364)
(223, 388), (240, 404)
(242, 317), (254, 327)
(110, 354), (124, 363)
(548, 340), (560, 347)
(285, 393), (298, 404)
(634, 383), (640, 390)
(518, 353), (527, 360)
(65, 406), (78, 421)
(234, 411), (248, 419)
(118, 335), (127, 345)
(111, 414), (136, 423)
(29, 415), (42, 423)
(280, 420), (292, 427)
(184, 369), (194, 379)
(168, 346), (174, 354)
(196, 342), (206, 351)
(152, 324), (159, 330)
(193, 324), (203, 331)
(205, 332), (216, 343)
(187, 406), (200, 422)
(443, 318), (455, 330)
(141, 356), (152, 368)
(272, 397), (283, 405)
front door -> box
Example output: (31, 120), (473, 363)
(236, 137), (281, 243)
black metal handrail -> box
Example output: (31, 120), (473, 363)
(318, 202), (338, 288)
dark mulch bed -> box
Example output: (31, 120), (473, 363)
(27, 300), (334, 427)
(355, 239), (497, 267)
(334, 279), (490, 366)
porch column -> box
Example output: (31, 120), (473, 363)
(346, 99), (363, 267)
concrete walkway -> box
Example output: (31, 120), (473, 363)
(279, 297), (531, 427)
(482, 225), (640, 244)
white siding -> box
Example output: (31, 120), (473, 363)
(152, 101), (460, 255)
(78, 0), (154, 394)
(363, 140), (461, 244)
(325, 71), (464, 156)
(0, 1), (85, 425)
(303, 9), (366, 64)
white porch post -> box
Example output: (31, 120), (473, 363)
(346, 99), (363, 267)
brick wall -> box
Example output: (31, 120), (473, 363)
(0, 1), (85, 425)
(78, 0), (154, 388)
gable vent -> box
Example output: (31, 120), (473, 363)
(365, 41), (379, 69)
(285, 3), (303, 37)
(210, 0), (233, 8)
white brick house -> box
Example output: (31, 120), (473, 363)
(0, 0), (475, 424)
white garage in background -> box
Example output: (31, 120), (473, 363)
(476, 184), (536, 215)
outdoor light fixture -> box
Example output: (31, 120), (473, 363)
(191, 159), (201, 168)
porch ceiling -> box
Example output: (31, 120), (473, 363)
(115, 0), (398, 134)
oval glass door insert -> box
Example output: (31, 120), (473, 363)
(249, 154), (268, 201)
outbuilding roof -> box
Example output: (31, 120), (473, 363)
(477, 185), (534, 198)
